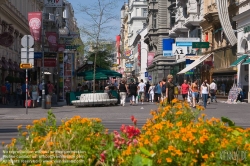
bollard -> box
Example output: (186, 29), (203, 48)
(46, 95), (51, 109)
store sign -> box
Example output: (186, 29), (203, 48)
(175, 38), (200, 42)
(185, 55), (200, 60)
(163, 38), (174, 56)
(244, 26), (250, 33)
(44, 0), (63, 7)
(44, 58), (56, 67)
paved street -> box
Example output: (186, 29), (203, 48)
(0, 100), (250, 158)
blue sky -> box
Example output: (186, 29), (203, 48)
(69, 0), (125, 42)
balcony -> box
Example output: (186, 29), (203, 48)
(173, 21), (188, 33)
(169, 29), (177, 37)
(183, 13), (202, 27)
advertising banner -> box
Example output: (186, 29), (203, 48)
(162, 38), (174, 56)
(58, 53), (64, 100)
(46, 32), (58, 52)
(116, 35), (121, 64)
(28, 12), (42, 42)
(44, 58), (57, 67)
(44, 0), (63, 7)
(137, 43), (141, 67)
(147, 52), (155, 67)
(57, 44), (65, 52)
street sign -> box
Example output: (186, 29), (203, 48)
(21, 35), (34, 48)
(21, 59), (34, 67)
(192, 42), (209, 48)
(65, 45), (80, 49)
(20, 63), (32, 69)
(148, 75), (152, 80)
(21, 48), (34, 58)
(145, 72), (148, 77)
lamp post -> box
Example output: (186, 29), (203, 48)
(41, 14), (46, 109)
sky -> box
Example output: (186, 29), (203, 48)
(68, 0), (125, 42)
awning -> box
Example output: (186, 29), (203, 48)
(230, 55), (248, 67)
(177, 53), (213, 75)
(242, 58), (250, 65)
(213, 28), (223, 34)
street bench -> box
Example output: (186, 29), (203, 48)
(71, 93), (117, 107)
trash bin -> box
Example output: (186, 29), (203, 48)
(46, 95), (51, 109)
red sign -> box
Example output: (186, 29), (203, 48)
(57, 44), (65, 52)
(44, 58), (57, 67)
(0, 32), (14, 47)
(28, 12), (42, 42)
(137, 43), (141, 67)
(147, 52), (155, 67)
(116, 35), (121, 64)
(46, 32), (58, 51)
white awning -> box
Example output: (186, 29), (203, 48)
(216, 0), (237, 46)
(177, 53), (213, 75)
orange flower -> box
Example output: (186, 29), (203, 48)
(33, 120), (39, 124)
(202, 154), (208, 159)
(166, 158), (172, 163)
(17, 125), (22, 130)
(26, 125), (32, 130)
(176, 121), (182, 127)
(22, 132), (28, 136)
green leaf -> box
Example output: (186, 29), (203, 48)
(132, 155), (143, 166)
(139, 147), (151, 157)
(232, 130), (240, 137)
(221, 117), (235, 126)
(142, 157), (153, 166)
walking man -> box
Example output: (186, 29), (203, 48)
(210, 79), (217, 102)
(181, 80), (189, 101)
(137, 79), (146, 104)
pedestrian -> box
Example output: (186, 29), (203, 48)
(137, 79), (146, 105)
(128, 79), (137, 105)
(161, 78), (167, 101)
(154, 81), (162, 103)
(1, 84), (7, 105)
(166, 75), (175, 103)
(191, 80), (199, 108)
(210, 79), (217, 102)
(31, 82), (39, 108)
(204, 79), (210, 104)
(181, 80), (189, 101)
(118, 79), (128, 106)
(148, 83), (155, 102)
(200, 81), (209, 108)
(15, 83), (22, 106)
(145, 81), (150, 102)
(5, 81), (11, 104)
(47, 81), (54, 96)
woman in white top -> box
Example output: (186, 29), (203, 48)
(32, 83), (39, 108)
(200, 82), (209, 108)
(148, 84), (155, 102)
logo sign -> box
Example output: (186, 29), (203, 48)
(162, 38), (174, 56)
(145, 72), (148, 77)
(148, 75), (152, 80)
(44, 58), (57, 67)
(28, 12), (42, 42)
(57, 44), (65, 52)
(34, 52), (42, 59)
(44, 0), (63, 7)
(46, 32), (58, 51)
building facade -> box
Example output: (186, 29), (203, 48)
(127, 0), (147, 79)
(233, 0), (250, 102)
(0, 0), (43, 91)
(145, 0), (176, 84)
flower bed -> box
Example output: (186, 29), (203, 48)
(1, 99), (250, 166)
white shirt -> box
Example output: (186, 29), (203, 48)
(138, 82), (146, 92)
(210, 82), (217, 90)
(201, 85), (209, 94)
(148, 86), (155, 94)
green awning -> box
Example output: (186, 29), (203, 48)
(230, 55), (248, 67)
(242, 58), (250, 65)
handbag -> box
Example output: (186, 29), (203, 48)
(174, 87), (179, 95)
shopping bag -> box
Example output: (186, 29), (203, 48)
(25, 100), (32, 108)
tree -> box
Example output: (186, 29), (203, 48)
(79, 0), (120, 92)
(87, 50), (113, 70)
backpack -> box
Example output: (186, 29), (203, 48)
(162, 83), (166, 93)
(154, 85), (158, 93)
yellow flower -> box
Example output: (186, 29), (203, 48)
(33, 120), (39, 124)
(157, 159), (162, 164)
(144, 139), (150, 145)
(153, 135), (160, 143)
(168, 145), (175, 151)
(17, 125), (22, 130)
(47, 142), (54, 146)
(176, 121), (182, 127)
(176, 110), (183, 115)
(40, 118), (47, 122)
(182, 136), (187, 142)
(26, 125), (32, 130)
(166, 158), (172, 163)
(202, 154), (208, 159)
(22, 132), (28, 136)
(175, 149), (183, 156)
(172, 98), (178, 103)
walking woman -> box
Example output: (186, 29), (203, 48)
(166, 74), (175, 103)
(191, 80), (199, 108)
(118, 79), (128, 106)
(148, 83), (155, 102)
(128, 79), (137, 105)
(200, 81), (209, 108)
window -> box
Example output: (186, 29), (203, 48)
(153, 13), (157, 29)
(142, 8), (147, 17)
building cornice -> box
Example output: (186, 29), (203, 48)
(233, 9), (250, 22)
